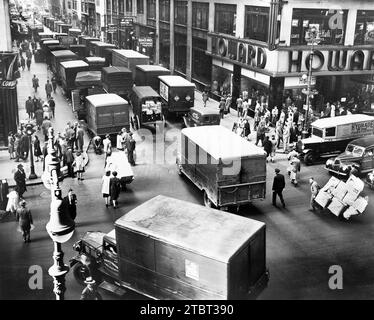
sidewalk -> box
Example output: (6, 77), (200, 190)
(0, 47), (91, 188)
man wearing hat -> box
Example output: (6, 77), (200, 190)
(14, 164), (27, 197)
(16, 200), (33, 243)
(272, 168), (286, 208)
(80, 277), (102, 300)
(62, 188), (78, 220)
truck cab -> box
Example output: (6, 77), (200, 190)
(183, 106), (220, 128)
(297, 114), (374, 165)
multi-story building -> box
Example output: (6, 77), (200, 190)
(127, 0), (374, 108)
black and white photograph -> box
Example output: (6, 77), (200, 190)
(1, 0), (374, 305)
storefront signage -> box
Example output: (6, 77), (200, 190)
(1, 80), (17, 87)
(288, 49), (374, 73)
(120, 17), (134, 28)
(351, 121), (374, 135)
(138, 37), (153, 48)
(210, 35), (267, 70)
(106, 24), (117, 33)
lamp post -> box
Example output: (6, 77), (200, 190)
(302, 26), (321, 138)
(43, 127), (75, 300)
(25, 123), (37, 180)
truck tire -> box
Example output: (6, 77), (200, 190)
(73, 262), (90, 286)
(304, 152), (315, 166)
(203, 190), (212, 208)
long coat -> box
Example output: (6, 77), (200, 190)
(14, 169), (27, 195)
(272, 174), (285, 192)
(16, 207), (33, 232)
(110, 177), (121, 200)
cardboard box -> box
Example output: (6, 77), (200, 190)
(342, 184), (361, 205)
(315, 191), (332, 208)
(328, 197), (347, 217)
(346, 175), (364, 193)
(332, 181), (348, 201)
(321, 176), (340, 194)
(352, 196), (369, 214)
(343, 206), (360, 220)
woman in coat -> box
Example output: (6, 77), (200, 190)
(73, 151), (86, 181)
(8, 132), (15, 160)
(109, 171), (121, 209)
(101, 171), (111, 207)
(33, 136), (43, 162)
(16, 200), (33, 243)
(6, 188), (19, 215)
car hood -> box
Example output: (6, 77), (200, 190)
(335, 152), (362, 163)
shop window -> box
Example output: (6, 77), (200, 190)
(214, 3), (236, 36)
(192, 2), (209, 30)
(147, 0), (156, 19)
(137, 0), (144, 14)
(175, 1), (187, 25)
(325, 127), (336, 137)
(212, 65), (232, 97)
(355, 10), (374, 45)
(291, 9), (347, 45)
(244, 6), (269, 42)
(160, 0), (170, 22)
(192, 38), (211, 85)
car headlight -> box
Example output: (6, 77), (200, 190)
(326, 159), (334, 166)
(341, 165), (349, 171)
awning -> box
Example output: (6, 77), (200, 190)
(75, 71), (102, 87)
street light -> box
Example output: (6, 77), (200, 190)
(25, 123), (37, 180)
(302, 26), (321, 137)
(44, 127), (75, 300)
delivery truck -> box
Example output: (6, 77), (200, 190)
(91, 41), (117, 58)
(159, 75), (195, 117)
(112, 49), (149, 79)
(134, 65), (170, 91)
(85, 93), (130, 136)
(177, 126), (267, 210)
(50, 49), (78, 79)
(59, 60), (89, 94)
(70, 195), (268, 300)
(101, 66), (133, 97)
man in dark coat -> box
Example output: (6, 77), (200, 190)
(14, 164), (27, 197)
(62, 188), (77, 220)
(80, 277), (102, 300)
(19, 132), (30, 160)
(109, 171), (121, 209)
(25, 96), (34, 119)
(272, 168), (286, 208)
(49, 97), (56, 119)
(65, 147), (75, 178)
(16, 200), (33, 243)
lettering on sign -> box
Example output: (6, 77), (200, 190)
(351, 121), (374, 135)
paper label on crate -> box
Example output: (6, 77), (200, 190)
(185, 259), (199, 281)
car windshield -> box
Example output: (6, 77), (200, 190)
(312, 127), (323, 138)
(345, 144), (365, 157)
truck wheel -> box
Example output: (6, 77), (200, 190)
(304, 153), (315, 166)
(73, 262), (90, 286)
(203, 191), (212, 208)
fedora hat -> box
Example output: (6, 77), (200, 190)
(84, 276), (96, 285)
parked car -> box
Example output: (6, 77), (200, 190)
(70, 195), (268, 299)
(177, 126), (267, 210)
(183, 105), (220, 128)
(325, 135), (374, 178)
(297, 114), (374, 165)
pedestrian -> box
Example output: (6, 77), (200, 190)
(25, 96), (34, 120)
(243, 118), (251, 139)
(331, 102), (336, 117)
(109, 171), (121, 209)
(102, 170), (111, 208)
(14, 164), (27, 198)
(283, 122), (291, 153)
(6, 188), (19, 216)
(14, 134), (21, 162)
(263, 136), (273, 163)
(103, 134), (112, 164)
(45, 80), (53, 99)
(32, 75), (39, 92)
(51, 76), (57, 93)
(202, 90), (209, 107)
(256, 121), (266, 146)
(20, 55), (25, 71)
(35, 108), (44, 130)
(19, 131), (29, 160)
(287, 151), (300, 186)
(49, 97), (55, 118)
(242, 99), (249, 118)
(92, 135), (102, 155)
(63, 188), (77, 220)
(272, 168), (286, 208)
(33, 136), (43, 162)
(219, 98), (225, 119)
(26, 57), (31, 71)
(121, 128), (129, 151)
(309, 177), (320, 211)
(76, 124), (85, 152)
(65, 124), (76, 151)
(236, 95), (243, 117)
(65, 147), (75, 178)
(8, 132), (15, 160)
(225, 94), (232, 114)
(126, 132), (136, 166)
(73, 151), (86, 181)
(80, 277), (102, 300)
(271, 106), (279, 127)
(41, 117), (52, 141)
(269, 134), (277, 163)
(116, 131), (123, 151)
(275, 120), (283, 149)
(16, 200), (33, 243)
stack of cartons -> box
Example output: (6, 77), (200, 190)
(318, 176), (368, 220)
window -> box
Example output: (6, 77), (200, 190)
(147, 0), (156, 19)
(112, 0), (118, 14)
(312, 127), (323, 138)
(160, 0), (170, 22)
(192, 2), (209, 30)
(68, 1), (71, 10)
(126, 0), (132, 13)
(325, 127), (336, 137)
(355, 10), (374, 45)
(214, 4), (236, 36)
(119, 0), (124, 15)
(175, 1), (187, 25)
(291, 9), (347, 45)
(106, 0), (111, 12)
(137, 0), (144, 14)
(244, 6), (269, 42)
